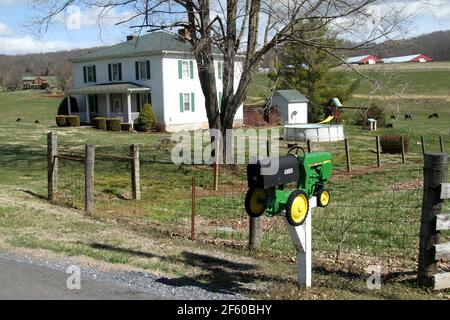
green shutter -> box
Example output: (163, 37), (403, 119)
(179, 93), (184, 113)
(189, 61), (194, 79)
(83, 66), (87, 83)
(135, 61), (139, 80)
(178, 60), (182, 79)
(191, 92), (195, 112)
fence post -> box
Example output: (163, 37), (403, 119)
(249, 217), (261, 251)
(191, 176), (196, 240)
(85, 145), (95, 214)
(47, 132), (58, 203)
(439, 136), (444, 153)
(421, 136), (426, 156)
(401, 136), (406, 164)
(344, 138), (351, 173)
(376, 136), (381, 168)
(418, 152), (449, 287)
(130, 144), (141, 201)
(307, 140), (311, 153)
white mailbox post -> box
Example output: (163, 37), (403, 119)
(286, 196), (316, 288)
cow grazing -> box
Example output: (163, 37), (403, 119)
(386, 124), (394, 129)
(404, 114), (412, 120)
(390, 115), (396, 120)
(16, 117), (23, 122)
(34, 120), (40, 124)
(428, 113), (439, 119)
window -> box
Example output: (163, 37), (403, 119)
(137, 93), (152, 112)
(83, 65), (96, 83)
(179, 92), (195, 113)
(136, 61), (151, 80)
(112, 64), (120, 81)
(182, 61), (190, 79)
(108, 63), (122, 81)
(183, 93), (190, 111)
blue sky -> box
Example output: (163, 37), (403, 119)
(1, 0), (450, 55)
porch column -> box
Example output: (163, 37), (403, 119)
(106, 93), (111, 117)
(127, 92), (133, 128)
(85, 95), (90, 123)
(67, 95), (72, 115)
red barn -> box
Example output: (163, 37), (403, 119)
(346, 55), (382, 65)
(383, 54), (433, 63)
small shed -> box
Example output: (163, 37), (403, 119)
(272, 90), (309, 125)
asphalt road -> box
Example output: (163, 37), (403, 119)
(0, 255), (165, 300)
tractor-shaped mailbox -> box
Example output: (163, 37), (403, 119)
(245, 146), (332, 226)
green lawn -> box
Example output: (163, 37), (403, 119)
(0, 73), (449, 299)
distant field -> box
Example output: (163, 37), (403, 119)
(334, 61), (450, 72)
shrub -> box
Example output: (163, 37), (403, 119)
(356, 103), (386, 128)
(56, 115), (67, 127)
(136, 103), (156, 132)
(66, 115), (80, 127)
(94, 117), (107, 130)
(154, 121), (166, 132)
(106, 118), (121, 131)
(380, 135), (410, 154)
(57, 97), (79, 115)
(121, 123), (132, 132)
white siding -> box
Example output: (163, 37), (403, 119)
(272, 95), (308, 124)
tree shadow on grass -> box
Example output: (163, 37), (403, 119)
(84, 242), (285, 296)
(19, 188), (48, 201)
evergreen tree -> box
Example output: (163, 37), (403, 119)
(136, 103), (156, 132)
(268, 21), (359, 122)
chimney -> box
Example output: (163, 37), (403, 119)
(178, 28), (191, 41)
(127, 35), (137, 41)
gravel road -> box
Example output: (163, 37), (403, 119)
(0, 251), (246, 300)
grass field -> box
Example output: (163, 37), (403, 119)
(0, 66), (449, 300)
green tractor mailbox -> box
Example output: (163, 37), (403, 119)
(245, 146), (332, 226)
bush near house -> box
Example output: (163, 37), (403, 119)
(136, 103), (156, 132)
(94, 117), (107, 130)
(121, 123), (132, 132)
(66, 115), (80, 127)
(106, 118), (121, 131)
(56, 115), (67, 127)
(380, 135), (410, 154)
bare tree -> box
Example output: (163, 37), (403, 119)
(33, 0), (407, 156)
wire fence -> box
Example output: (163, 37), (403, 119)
(46, 133), (450, 279)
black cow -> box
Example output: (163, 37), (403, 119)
(428, 113), (439, 119)
(386, 123), (394, 129)
(16, 117), (23, 122)
(404, 114), (412, 120)
(34, 120), (40, 124)
(390, 115), (396, 120)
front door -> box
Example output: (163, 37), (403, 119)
(113, 97), (122, 113)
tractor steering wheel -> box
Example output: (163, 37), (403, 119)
(287, 146), (306, 157)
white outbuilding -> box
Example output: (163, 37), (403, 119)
(272, 90), (309, 124)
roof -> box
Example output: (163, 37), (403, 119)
(274, 90), (309, 103)
(22, 76), (36, 81)
(382, 54), (427, 63)
(71, 31), (222, 62)
(65, 83), (150, 95)
(346, 55), (375, 64)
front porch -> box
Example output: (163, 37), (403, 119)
(65, 83), (151, 128)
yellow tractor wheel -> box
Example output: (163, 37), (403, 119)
(317, 189), (331, 208)
(286, 190), (309, 226)
(245, 188), (267, 218)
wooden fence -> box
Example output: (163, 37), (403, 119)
(47, 131), (140, 214)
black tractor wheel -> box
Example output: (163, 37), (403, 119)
(245, 188), (267, 218)
(286, 190), (309, 226)
(317, 189), (331, 208)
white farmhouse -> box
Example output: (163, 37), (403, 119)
(66, 31), (244, 132)
(272, 90), (309, 124)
